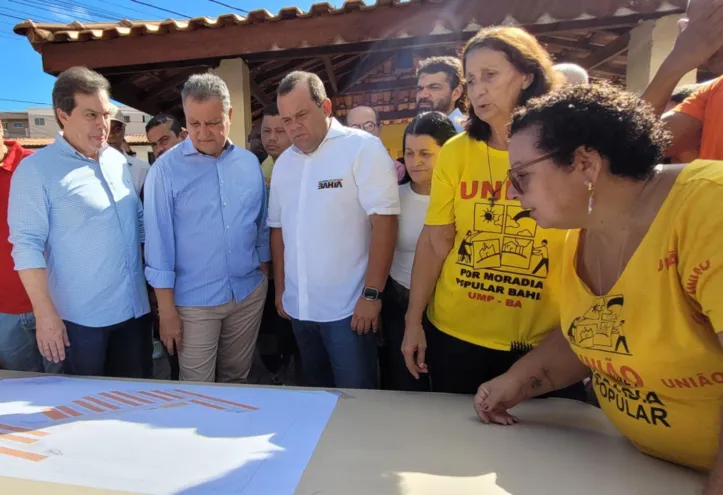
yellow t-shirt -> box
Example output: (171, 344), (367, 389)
(561, 160), (723, 470)
(425, 133), (565, 350)
(261, 155), (275, 187)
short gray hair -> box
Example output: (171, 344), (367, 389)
(553, 63), (589, 85)
(277, 71), (327, 106)
(181, 73), (231, 114)
(52, 66), (110, 129)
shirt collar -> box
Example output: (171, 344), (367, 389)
(1, 140), (27, 172)
(181, 136), (234, 157)
(292, 117), (346, 156)
(52, 131), (110, 161)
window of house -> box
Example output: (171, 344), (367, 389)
(12, 122), (24, 128)
(123, 116), (131, 123)
(34, 118), (45, 126)
(142, 115), (148, 123)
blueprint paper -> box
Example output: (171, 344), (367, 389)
(0, 376), (338, 494)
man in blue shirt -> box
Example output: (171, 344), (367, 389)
(144, 73), (269, 383)
(8, 66), (151, 378)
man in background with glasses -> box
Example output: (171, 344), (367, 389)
(346, 105), (405, 182)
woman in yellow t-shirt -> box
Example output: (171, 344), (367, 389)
(474, 83), (723, 481)
(402, 26), (585, 399)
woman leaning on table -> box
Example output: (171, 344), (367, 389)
(474, 82), (723, 489)
(401, 25), (585, 400)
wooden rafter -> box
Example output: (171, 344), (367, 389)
(579, 32), (631, 70)
(323, 56), (338, 94)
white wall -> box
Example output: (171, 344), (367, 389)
(26, 106), (152, 139)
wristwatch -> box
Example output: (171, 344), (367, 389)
(362, 287), (382, 301)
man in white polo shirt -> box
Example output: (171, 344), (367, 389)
(269, 71), (400, 389)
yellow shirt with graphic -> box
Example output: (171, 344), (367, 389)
(425, 133), (565, 350)
(561, 160), (723, 470)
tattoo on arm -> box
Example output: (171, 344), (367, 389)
(529, 368), (555, 392)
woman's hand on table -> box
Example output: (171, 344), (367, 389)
(474, 373), (527, 426)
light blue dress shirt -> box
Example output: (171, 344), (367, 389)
(8, 133), (150, 327)
(144, 138), (269, 307)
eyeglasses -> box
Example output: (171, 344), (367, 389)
(349, 121), (379, 133)
(507, 151), (559, 195)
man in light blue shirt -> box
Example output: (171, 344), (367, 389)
(144, 73), (269, 383)
(8, 67), (151, 378)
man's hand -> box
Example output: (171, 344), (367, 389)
(666, 1), (723, 75)
(159, 308), (183, 356)
(275, 290), (290, 320)
(260, 262), (270, 279)
(35, 310), (69, 363)
(401, 320), (428, 379)
(351, 297), (381, 335)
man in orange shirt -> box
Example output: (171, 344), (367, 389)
(0, 121), (61, 373)
(642, 0), (723, 160)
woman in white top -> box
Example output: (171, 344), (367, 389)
(380, 111), (458, 391)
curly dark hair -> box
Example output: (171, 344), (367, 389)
(464, 26), (558, 142)
(509, 82), (672, 181)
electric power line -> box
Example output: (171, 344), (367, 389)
(2, 5), (58, 23)
(129, 0), (190, 18)
(10, 0), (105, 22)
(208, 0), (248, 15)
(0, 98), (52, 105)
(0, 11), (27, 22)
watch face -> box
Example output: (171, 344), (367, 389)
(363, 287), (379, 300)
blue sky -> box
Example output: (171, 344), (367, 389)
(0, 0), (341, 111)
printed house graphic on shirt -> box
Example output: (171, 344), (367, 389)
(567, 295), (631, 356)
(456, 204), (549, 277)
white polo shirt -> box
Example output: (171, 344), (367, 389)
(267, 118), (401, 322)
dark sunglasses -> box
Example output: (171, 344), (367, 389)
(507, 151), (559, 194)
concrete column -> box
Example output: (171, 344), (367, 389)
(213, 57), (252, 148)
(626, 14), (697, 94)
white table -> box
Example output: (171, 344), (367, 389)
(0, 371), (705, 494)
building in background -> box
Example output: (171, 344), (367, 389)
(0, 106), (153, 161)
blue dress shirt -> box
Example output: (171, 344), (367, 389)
(144, 138), (269, 307)
(8, 133), (150, 327)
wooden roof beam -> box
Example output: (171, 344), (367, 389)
(579, 32), (631, 70)
(250, 78), (271, 106)
(323, 56), (338, 95)
(338, 53), (395, 94)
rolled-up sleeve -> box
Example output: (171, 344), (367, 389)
(143, 164), (176, 288)
(255, 171), (271, 263)
(267, 166), (282, 228)
(8, 160), (49, 270)
(354, 139), (401, 216)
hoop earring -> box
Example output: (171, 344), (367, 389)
(587, 182), (595, 215)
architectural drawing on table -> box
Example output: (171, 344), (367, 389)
(40, 388), (259, 421)
(0, 389), (259, 462)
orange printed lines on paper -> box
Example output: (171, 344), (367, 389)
(112, 391), (154, 405)
(84, 396), (120, 411)
(0, 424), (49, 437)
(189, 399), (226, 411)
(42, 408), (67, 420)
(57, 406), (83, 418)
(176, 389), (259, 410)
(0, 446), (47, 462)
(74, 400), (104, 413)
(99, 392), (140, 407)
(0, 433), (37, 444)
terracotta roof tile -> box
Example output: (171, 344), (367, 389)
(16, 134), (149, 148)
(13, 0), (687, 46)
